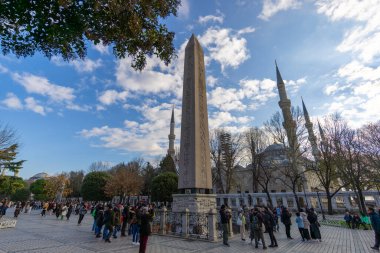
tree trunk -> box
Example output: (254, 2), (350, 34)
(357, 188), (367, 215)
(293, 190), (301, 211)
(265, 190), (273, 208)
(325, 189), (333, 215)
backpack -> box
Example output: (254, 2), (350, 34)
(253, 215), (261, 230)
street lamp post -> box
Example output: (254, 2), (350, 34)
(315, 188), (326, 220)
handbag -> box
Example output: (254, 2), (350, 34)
(237, 217), (242, 226)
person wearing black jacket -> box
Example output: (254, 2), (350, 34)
(264, 207), (278, 247)
(138, 206), (154, 253)
(103, 204), (114, 243)
(121, 205), (129, 237)
(281, 207), (293, 239)
(220, 205), (231, 247)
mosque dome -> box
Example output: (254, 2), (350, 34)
(29, 172), (49, 181)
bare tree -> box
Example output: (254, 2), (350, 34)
(361, 121), (380, 181)
(210, 129), (225, 193)
(243, 127), (269, 193)
(264, 107), (309, 210)
(0, 123), (17, 150)
(309, 115), (348, 214)
(88, 161), (111, 172)
(105, 160), (144, 203)
(210, 129), (243, 194)
(333, 121), (371, 214)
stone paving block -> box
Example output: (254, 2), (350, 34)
(18, 245), (96, 253)
(0, 239), (63, 252)
(0, 209), (377, 253)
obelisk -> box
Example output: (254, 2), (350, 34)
(172, 34), (216, 213)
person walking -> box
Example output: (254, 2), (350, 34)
(295, 212), (306, 241)
(220, 205), (231, 247)
(66, 204), (73, 220)
(307, 208), (321, 242)
(95, 206), (104, 238)
(344, 211), (353, 229)
(281, 207), (293, 239)
(368, 207), (380, 251)
(237, 211), (246, 241)
(55, 203), (62, 219)
(121, 205), (130, 237)
(112, 206), (121, 239)
(41, 202), (48, 217)
(264, 207), (278, 247)
(77, 203), (87, 225)
(60, 204), (68, 220)
(138, 206), (154, 253)
(103, 204), (115, 243)
(300, 209), (311, 240)
(252, 207), (267, 249)
(130, 207), (140, 245)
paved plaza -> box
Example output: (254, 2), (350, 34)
(0, 209), (377, 253)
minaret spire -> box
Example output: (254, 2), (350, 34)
(168, 105), (176, 159)
(318, 120), (327, 145)
(301, 97), (321, 161)
(275, 61), (298, 151)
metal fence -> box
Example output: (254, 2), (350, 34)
(165, 211), (183, 236)
(188, 212), (209, 239)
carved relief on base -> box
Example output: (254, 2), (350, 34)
(172, 194), (217, 213)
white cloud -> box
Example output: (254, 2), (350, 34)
(240, 78), (277, 107)
(24, 97), (46, 115)
(198, 14), (224, 24)
(207, 75), (218, 87)
(52, 56), (103, 73)
(12, 73), (75, 103)
(0, 64), (8, 73)
(338, 61), (380, 81)
(98, 90), (128, 106)
(80, 103), (181, 156)
(65, 103), (91, 112)
(316, 1), (380, 126)
(258, 0), (301, 21)
(237, 26), (256, 35)
(208, 87), (246, 111)
(209, 111), (252, 129)
(2, 93), (23, 110)
(199, 27), (252, 72)
(316, 0), (380, 64)
(115, 54), (182, 96)
(92, 42), (110, 55)
(178, 0), (190, 19)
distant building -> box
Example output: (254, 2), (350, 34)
(231, 143), (319, 194)
(27, 172), (49, 184)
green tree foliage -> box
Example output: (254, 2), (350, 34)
(0, 0), (180, 71)
(158, 154), (176, 174)
(141, 162), (157, 196)
(81, 171), (110, 201)
(151, 172), (178, 204)
(67, 170), (84, 198)
(29, 179), (48, 201)
(0, 176), (25, 197)
(11, 187), (30, 202)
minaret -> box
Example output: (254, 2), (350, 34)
(302, 98), (321, 161)
(275, 61), (298, 151)
(318, 120), (327, 145)
(167, 105), (176, 159)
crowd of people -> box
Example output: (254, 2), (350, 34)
(220, 204), (322, 249)
(4, 197), (380, 252)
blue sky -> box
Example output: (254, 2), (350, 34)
(1, 0), (380, 179)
